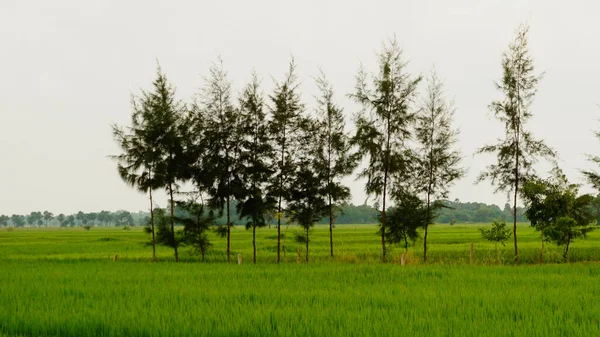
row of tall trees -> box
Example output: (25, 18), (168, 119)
(113, 31), (469, 263)
(112, 24), (598, 264)
(113, 58), (360, 263)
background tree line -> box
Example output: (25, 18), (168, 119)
(0, 210), (139, 228)
(13, 198), (591, 228)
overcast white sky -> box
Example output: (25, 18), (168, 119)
(1, 0), (599, 215)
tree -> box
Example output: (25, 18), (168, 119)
(267, 60), (305, 263)
(177, 197), (214, 261)
(98, 211), (112, 226)
(27, 212), (44, 226)
(0, 215), (8, 226)
(66, 215), (75, 227)
(56, 213), (66, 227)
(114, 211), (134, 226)
(75, 211), (85, 226)
(314, 71), (357, 258)
(382, 193), (426, 253)
(479, 220), (512, 260)
(112, 74), (164, 260)
(413, 70), (465, 262)
(148, 66), (186, 262)
(350, 37), (421, 261)
(10, 214), (25, 227)
(152, 208), (184, 258)
(522, 169), (596, 262)
(476, 24), (555, 263)
(86, 212), (97, 226)
(193, 58), (242, 263)
(43, 211), (54, 227)
(28, 212), (42, 227)
(288, 118), (328, 262)
(237, 72), (276, 264)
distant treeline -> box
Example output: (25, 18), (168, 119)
(0, 201), (534, 228)
(0, 210), (145, 227)
(436, 200), (528, 224)
(4, 198), (600, 228)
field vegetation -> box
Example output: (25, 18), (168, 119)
(2, 225), (600, 337)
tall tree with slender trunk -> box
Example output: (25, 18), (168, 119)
(414, 70), (465, 262)
(476, 24), (555, 263)
(314, 71), (357, 258)
(267, 60), (304, 263)
(237, 72), (276, 264)
(111, 82), (164, 261)
(43, 211), (53, 227)
(350, 37), (422, 261)
(194, 58), (242, 263)
(289, 117), (328, 262)
(147, 65), (186, 262)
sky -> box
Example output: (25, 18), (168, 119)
(1, 0), (599, 215)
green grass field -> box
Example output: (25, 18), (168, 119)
(1, 224), (600, 336)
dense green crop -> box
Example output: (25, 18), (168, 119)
(1, 225), (600, 336)
(1, 224), (599, 264)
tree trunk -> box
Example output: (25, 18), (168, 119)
(381, 183), (387, 261)
(276, 127), (286, 264)
(513, 159), (519, 264)
(149, 187), (156, 262)
(253, 225), (257, 264)
(327, 120), (334, 259)
(381, 114), (391, 262)
(329, 194), (334, 258)
(277, 198), (282, 263)
(306, 225), (309, 262)
(424, 191), (431, 263)
(169, 183), (179, 262)
(226, 194), (231, 263)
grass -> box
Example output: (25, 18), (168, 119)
(2, 223), (600, 264)
(1, 224), (600, 336)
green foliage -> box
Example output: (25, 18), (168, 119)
(152, 208), (184, 254)
(192, 58), (242, 263)
(380, 193), (426, 252)
(176, 199), (214, 261)
(267, 59), (305, 263)
(314, 71), (358, 257)
(27, 211), (43, 227)
(9, 215), (25, 227)
(413, 69), (465, 261)
(287, 118), (330, 262)
(435, 200), (527, 223)
(479, 220), (512, 253)
(476, 25), (555, 262)
(522, 170), (596, 261)
(350, 37), (422, 260)
(236, 72), (276, 263)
